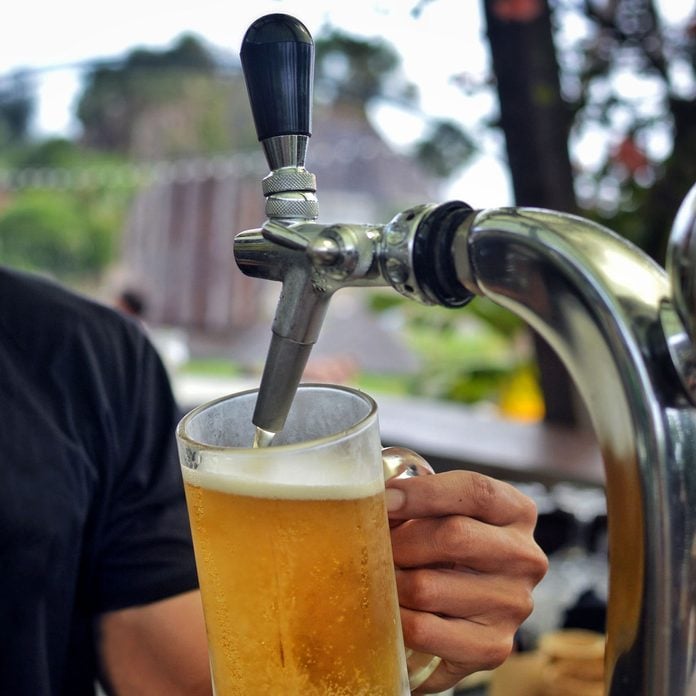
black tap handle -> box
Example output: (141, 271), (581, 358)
(240, 14), (314, 142)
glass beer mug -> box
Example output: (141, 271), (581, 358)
(176, 384), (441, 695)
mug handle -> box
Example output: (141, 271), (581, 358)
(382, 446), (443, 692)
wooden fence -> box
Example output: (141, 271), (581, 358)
(122, 163), (266, 333)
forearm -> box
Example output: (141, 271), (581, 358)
(98, 590), (211, 696)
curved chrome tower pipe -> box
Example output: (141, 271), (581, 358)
(457, 205), (696, 694)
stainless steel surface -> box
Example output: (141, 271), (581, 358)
(381, 446), (435, 480)
(459, 204), (696, 694)
(667, 184), (696, 402)
(261, 166), (318, 220)
(261, 134), (309, 170)
(235, 213), (430, 433)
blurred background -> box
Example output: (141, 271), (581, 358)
(1, 1), (694, 690)
(1, 0), (692, 420)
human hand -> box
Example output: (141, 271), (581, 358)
(385, 470), (548, 694)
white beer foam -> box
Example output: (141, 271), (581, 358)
(182, 460), (383, 500)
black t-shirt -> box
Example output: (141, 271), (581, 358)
(0, 267), (199, 695)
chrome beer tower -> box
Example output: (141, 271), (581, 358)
(235, 14), (696, 694)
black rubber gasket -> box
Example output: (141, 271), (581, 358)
(412, 201), (476, 307)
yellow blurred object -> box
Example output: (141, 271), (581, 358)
(488, 651), (546, 696)
(498, 367), (545, 422)
(539, 629), (605, 696)
(487, 630), (605, 695)
(541, 667), (604, 696)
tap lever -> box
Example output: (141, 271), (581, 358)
(262, 220), (311, 251)
(240, 13), (313, 145)
(240, 14), (314, 171)
(241, 14), (318, 222)
(259, 220), (340, 266)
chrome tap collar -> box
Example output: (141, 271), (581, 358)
(265, 191), (318, 221)
(261, 165), (318, 221)
(261, 134), (309, 170)
(262, 166), (316, 195)
(380, 205), (436, 304)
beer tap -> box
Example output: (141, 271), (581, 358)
(238, 13), (319, 443)
(236, 13), (696, 694)
(238, 13), (475, 438)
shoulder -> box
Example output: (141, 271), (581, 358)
(0, 265), (147, 366)
(0, 266), (178, 478)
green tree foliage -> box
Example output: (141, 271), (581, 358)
(476, 0), (695, 421)
(415, 120), (476, 179)
(0, 70), (34, 145)
(368, 291), (538, 407)
(315, 30), (412, 106)
(77, 34), (206, 151)
(13, 137), (97, 169)
(0, 139), (131, 281)
(553, 0), (696, 261)
(0, 189), (116, 279)
(314, 28), (474, 179)
(0, 37), (254, 287)
(77, 34), (253, 157)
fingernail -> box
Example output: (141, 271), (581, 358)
(385, 487), (406, 512)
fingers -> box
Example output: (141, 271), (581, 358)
(390, 515), (547, 577)
(396, 567), (535, 624)
(385, 469), (538, 529)
(403, 609), (515, 672)
(397, 567), (540, 694)
(401, 608), (517, 692)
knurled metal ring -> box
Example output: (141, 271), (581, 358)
(262, 169), (317, 195)
(265, 197), (319, 219)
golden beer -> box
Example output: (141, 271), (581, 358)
(183, 465), (407, 695)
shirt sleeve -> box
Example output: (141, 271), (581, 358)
(91, 323), (199, 614)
